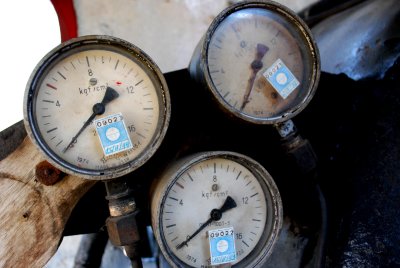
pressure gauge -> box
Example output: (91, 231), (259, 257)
(24, 36), (170, 180)
(151, 151), (282, 267)
(189, 0), (320, 124)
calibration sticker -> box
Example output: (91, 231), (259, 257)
(208, 227), (237, 265)
(94, 113), (133, 156)
(263, 58), (300, 99)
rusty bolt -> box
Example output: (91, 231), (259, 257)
(35, 160), (64, 186)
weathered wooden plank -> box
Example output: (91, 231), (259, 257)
(0, 136), (95, 267)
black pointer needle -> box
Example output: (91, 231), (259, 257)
(176, 196), (237, 250)
(240, 43), (269, 111)
(62, 87), (119, 153)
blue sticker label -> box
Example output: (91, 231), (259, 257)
(263, 58), (300, 99)
(208, 227), (237, 265)
(94, 113), (133, 156)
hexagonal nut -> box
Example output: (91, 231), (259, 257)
(106, 212), (140, 246)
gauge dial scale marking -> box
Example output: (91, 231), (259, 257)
(24, 36), (170, 179)
(152, 152), (282, 267)
(190, 1), (320, 124)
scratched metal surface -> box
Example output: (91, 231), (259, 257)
(312, 0), (400, 80)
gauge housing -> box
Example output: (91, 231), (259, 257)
(24, 35), (171, 180)
(151, 151), (283, 267)
(189, 0), (320, 124)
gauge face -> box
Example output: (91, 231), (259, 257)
(192, 2), (319, 124)
(24, 36), (170, 180)
(152, 152), (282, 267)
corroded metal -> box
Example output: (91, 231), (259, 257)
(35, 160), (65, 186)
(104, 180), (143, 268)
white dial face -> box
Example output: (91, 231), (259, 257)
(160, 157), (268, 267)
(30, 44), (165, 177)
(206, 7), (313, 120)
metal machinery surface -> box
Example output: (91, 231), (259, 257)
(0, 0), (400, 267)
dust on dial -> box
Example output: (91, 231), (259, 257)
(24, 36), (170, 180)
(151, 151), (282, 267)
(191, 1), (320, 124)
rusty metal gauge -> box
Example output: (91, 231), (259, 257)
(24, 35), (170, 180)
(189, 0), (320, 124)
(151, 151), (282, 267)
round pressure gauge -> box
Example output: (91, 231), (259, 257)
(24, 35), (170, 180)
(189, 0), (320, 124)
(151, 151), (282, 267)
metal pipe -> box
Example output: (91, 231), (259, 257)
(104, 180), (143, 268)
(275, 119), (328, 267)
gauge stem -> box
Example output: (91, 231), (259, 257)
(240, 44), (269, 111)
(62, 87), (119, 153)
(176, 196), (237, 250)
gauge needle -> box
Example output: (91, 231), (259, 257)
(176, 195), (237, 250)
(240, 43), (269, 111)
(62, 87), (119, 153)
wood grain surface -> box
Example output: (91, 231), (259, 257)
(0, 137), (95, 268)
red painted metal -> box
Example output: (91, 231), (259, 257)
(51, 0), (78, 42)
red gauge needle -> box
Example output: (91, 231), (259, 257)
(240, 43), (269, 111)
(62, 87), (119, 153)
